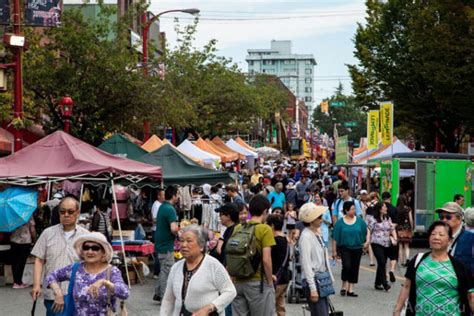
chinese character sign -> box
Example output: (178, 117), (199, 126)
(367, 110), (379, 149)
(336, 135), (349, 165)
(25, 0), (61, 27)
(380, 101), (393, 145)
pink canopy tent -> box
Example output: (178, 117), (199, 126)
(0, 130), (162, 287)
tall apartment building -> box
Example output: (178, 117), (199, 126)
(246, 40), (317, 110)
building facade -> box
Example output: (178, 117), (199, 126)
(246, 40), (316, 113)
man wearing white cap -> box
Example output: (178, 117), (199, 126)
(435, 202), (465, 256)
(452, 207), (473, 276)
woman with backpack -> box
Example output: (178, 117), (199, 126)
(393, 221), (474, 316)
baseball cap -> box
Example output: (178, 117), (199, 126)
(360, 190), (368, 195)
(435, 202), (463, 214)
(464, 208), (474, 227)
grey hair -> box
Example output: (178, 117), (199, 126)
(182, 224), (208, 252)
(59, 196), (80, 211)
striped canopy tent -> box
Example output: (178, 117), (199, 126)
(212, 136), (245, 160)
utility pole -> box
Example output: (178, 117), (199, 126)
(12, 0), (23, 152)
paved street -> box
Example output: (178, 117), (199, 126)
(1, 247), (425, 315)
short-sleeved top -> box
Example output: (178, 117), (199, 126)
(332, 197), (363, 219)
(151, 200), (162, 231)
(367, 216), (393, 247)
(320, 208), (333, 244)
(10, 216), (35, 244)
(332, 216), (367, 250)
(415, 256), (460, 316)
(31, 224), (89, 300)
(233, 220), (276, 282)
(268, 191), (286, 210)
(386, 203), (399, 224)
(154, 201), (178, 254)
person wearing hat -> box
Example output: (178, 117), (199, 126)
(284, 180), (298, 209)
(46, 232), (129, 315)
(435, 202), (465, 256)
(454, 207), (474, 277)
(299, 203), (335, 315)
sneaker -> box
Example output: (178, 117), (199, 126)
(389, 271), (396, 283)
(12, 283), (29, 289)
(374, 285), (384, 291)
(153, 275), (159, 280)
(383, 284), (391, 292)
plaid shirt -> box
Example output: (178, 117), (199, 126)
(31, 224), (88, 300)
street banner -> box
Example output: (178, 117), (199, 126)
(380, 101), (394, 145)
(0, 0), (10, 25)
(25, 0), (61, 27)
(336, 135), (349, 165)
(367, 110), (379, 149)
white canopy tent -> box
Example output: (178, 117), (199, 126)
(226, 139), (258, 170)
(177, 139), (220, 169)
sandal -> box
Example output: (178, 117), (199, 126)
(347, 292), (358, 297)
(340, 289), (347, 296)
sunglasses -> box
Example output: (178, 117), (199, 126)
(439, 214), (453, 221)
(59, 208), (77, 215)
(82, 244), (103, 252)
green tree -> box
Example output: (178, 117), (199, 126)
(349, 0), (474, 152)
(312, 83), (366, 144)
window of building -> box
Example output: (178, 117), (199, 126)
(267, 69), (275, 74)
(305, 96), (312, 102)
(290, 60), (296, 64)
(305, 87), (312, 93)
(263, 60), (274, 65)
(248, 61), (254, 66)
(305, 78), (312, 84)
(262, 69), (266, 73)
(305, 69), (312, 74)
(284, 60), (289, 64)
(305, 60), (312, 65)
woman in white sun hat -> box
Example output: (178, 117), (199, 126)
(46, 232), (129, 315)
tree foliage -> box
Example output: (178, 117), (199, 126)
(349, 0), (474, 152)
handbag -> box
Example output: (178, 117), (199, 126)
(328, 297), (344, 316)
(314, 235), (335, 298)
(56, 262), (80, 316)
(398, 230), (413, 239)
(106, 266), (128, 316)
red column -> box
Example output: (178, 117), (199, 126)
(12, 0), (23, 152)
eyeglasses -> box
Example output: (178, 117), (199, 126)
(82, 244), (103, 252)
(439, 214), (453, 221)
(59, 208), (77, 215)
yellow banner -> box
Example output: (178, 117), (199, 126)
(367, 110), (379, 149)
(380, 101), (393, 145)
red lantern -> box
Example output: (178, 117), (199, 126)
(59, 96), (74, 133)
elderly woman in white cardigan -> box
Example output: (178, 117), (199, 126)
(299, 203), (335, 316)
(161, 224), (236, 316)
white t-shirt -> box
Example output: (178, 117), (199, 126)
(64, 230), (74, 240)
(151, 200), (162, 231)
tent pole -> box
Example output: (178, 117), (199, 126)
(110, 176), (131, 289)
(78, 183), (84, 211)
(47, 181), (52, 201)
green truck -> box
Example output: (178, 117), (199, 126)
(369, 152), (473, 236)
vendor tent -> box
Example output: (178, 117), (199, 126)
(177, 139), (220, 169)
(226, 139), (258, 169)
(141, 135), (163, 153)
(354, 139), (411, 164)
(212, 136), (245, 160)
(235, 136), (257, 152)
(98, 133), (148, 160)
(255, 146), (281, 159)
(138, 144), (234, 185)
(194, 138), (235, 162)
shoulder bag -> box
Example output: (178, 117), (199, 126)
(106, 266), (128, 316)
(56, 262), (80, 316)
(314, 235), (335, 298)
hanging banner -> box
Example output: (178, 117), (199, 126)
(380, 101), (393, 145)
(0, 0), (10, 25)
(25, 0), (61, 27)
(367, 110), (379, 149)
(335, 135), (349, 165)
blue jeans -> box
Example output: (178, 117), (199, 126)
(225, 304), (232, 316)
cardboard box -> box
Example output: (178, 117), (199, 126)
(136, 256), (149, 266)
(112, 230), (135, 241)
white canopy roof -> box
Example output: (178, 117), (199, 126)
(177, 139), (220, 168)
(226, 139), (258, 159)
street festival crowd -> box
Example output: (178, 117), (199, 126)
(0, 160), (473, 316)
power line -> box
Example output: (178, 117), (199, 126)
(160, 12), (364, 22)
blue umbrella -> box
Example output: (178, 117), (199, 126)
(0, 186), (38, 232)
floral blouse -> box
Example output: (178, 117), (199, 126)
(47, 263), (129, 316)
(367, 215), (394, 247)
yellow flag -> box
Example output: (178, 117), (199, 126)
(380, 101), (393, 145)
(367, 110), (379, 149)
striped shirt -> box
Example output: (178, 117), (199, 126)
(31, 224), (88, 300)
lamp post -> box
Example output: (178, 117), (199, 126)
(59, 96), (74, 133)
(141, 8), (199, 141)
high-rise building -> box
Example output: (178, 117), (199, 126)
(246, 40), (317, 110)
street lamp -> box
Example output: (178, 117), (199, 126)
(141, 8), (199, 141)
(59, 95), (74, 133)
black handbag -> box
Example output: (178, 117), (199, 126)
(328, 298), (343, 316)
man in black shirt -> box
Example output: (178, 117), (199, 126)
(382, 191), (399, 283)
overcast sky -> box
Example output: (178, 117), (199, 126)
(148, 0), (367, 108)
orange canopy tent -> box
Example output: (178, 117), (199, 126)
(194, 138), (234, 162)
(205, 139), (240, 161)
(212, 136), (245, 160)
(141, 135), (163, 152)
(235, 136), (257, 152)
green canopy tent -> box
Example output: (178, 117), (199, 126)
(98, 133), (148, 160)
(138, 144), (235, 186)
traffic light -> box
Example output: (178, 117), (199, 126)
(320, 101), (329, 113)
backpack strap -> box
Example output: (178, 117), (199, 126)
(414, 252), (431, 269)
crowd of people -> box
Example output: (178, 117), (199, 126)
(0, 160), (473, 315)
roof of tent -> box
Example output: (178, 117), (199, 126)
(211, 136), (245, 160)
(0, 131), (162, 186)
(195, 138), (236, 162)
(226, 139), (258, 159)
(354, 139), (411, 164)
(235, 137), (257, 152)
(98, 133), (148, 160)
(141, 135), (163, 153)
(138, 144), (234, 185)
(177, 139), (220, 167)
